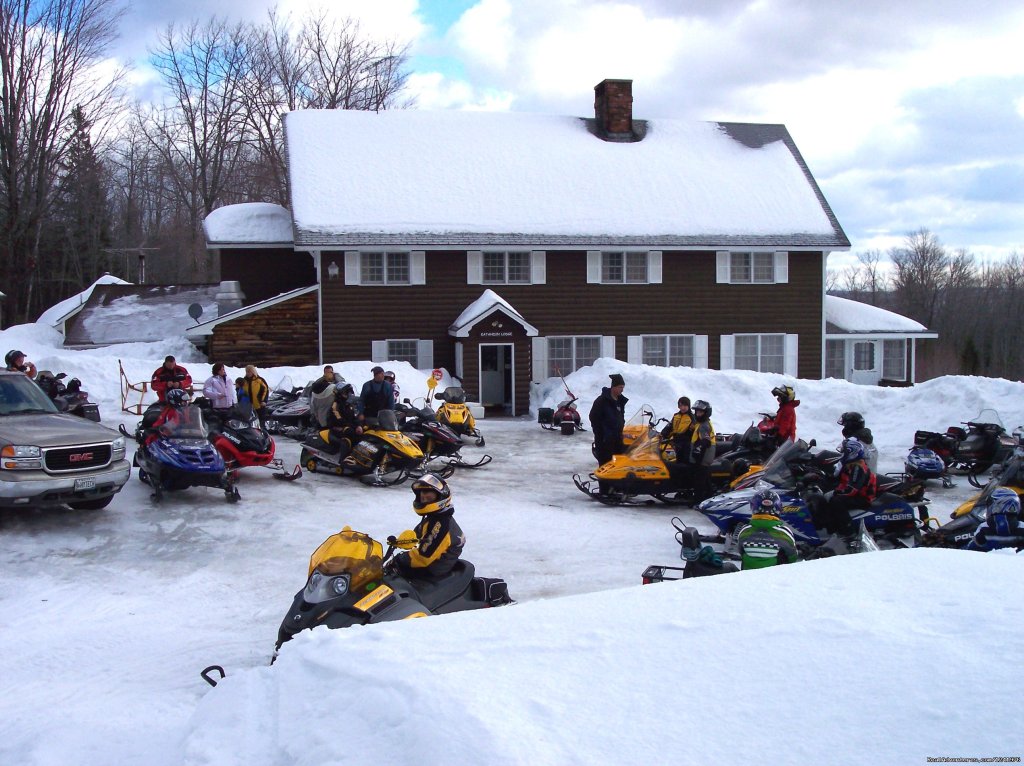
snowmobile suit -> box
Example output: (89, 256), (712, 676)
(396, 509), (465, 579)
(151, 363), (192, 402)
(775, 399), (800, 443)
(662, 411), (693, 462)
(817, 458), (877, 535)
(320, 398), (362, 456)
(589, 387), (629, 465)
(737, 517), (799, 569)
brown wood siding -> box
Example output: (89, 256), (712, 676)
(209, 292), (318, 368)
(321, 250), (824, 382)
(219, 248), (316, 305)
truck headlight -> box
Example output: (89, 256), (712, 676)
(112, 436), (126, 459)
(1, 444), (42, 469)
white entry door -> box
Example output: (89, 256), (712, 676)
(479, 344), (513, 411)
(850, 340), (881, 385)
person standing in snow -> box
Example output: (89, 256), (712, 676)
(737, 489), (800, 569)
(589, 373), (628, 466)
(241, 365), (270, 426)
(151, 355), (192, 403)
(771, 384), (799, 444)
(202, 363), (236, 411)
(359, 366), (394, 420)
(4, 350), (37, 379)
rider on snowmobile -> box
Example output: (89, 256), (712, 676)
(661, 396), (693, 462)
(393, 473), (466, 580)
(813, 437), (877, 548)
(838, 411), (878, 472)
(771, 384), (799, 444)
(323, 382), (364, 458)
(968, 487), (1024, 552)
(145, 388), (191, 446)
(687, 400), (716, 500)
(737, 489), (800, 569)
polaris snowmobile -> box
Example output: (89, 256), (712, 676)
(913, 409), (1017, 486)
(396, 400), (491, 469)
(263, 376), (314, 437)
(35, 370), (101, 421)
(200, 399), (301, 481)
(275, 526), (513, 651)
(727, 438), (840, 492)
(904, 447), (953, 487)
(120, 401), (239, 502)
(696, 480), (926, 553)
(299, 409), (427, 486)
(434, 387), (485, 447)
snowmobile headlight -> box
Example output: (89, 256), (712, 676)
(330, 575), (350, 596)
(227, 419), (246, 430)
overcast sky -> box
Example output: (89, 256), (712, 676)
(115, 0), (1024, 266)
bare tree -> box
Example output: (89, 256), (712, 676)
(0, 0), (125, 321)
(889, 228), (950, 327)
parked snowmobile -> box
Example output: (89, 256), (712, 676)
(913, 409), (1017, 486)
(434, 387), (485, 446)
(538, 395), (584, 435)
(573, 409), (746, 506)
(199, 399), (301, 481)
(299, 409), (426, 486)
(120, 398), (239, 503)
(396, 400), (491, 470)
(904, 447), (952, 487)
(264, 377), (314, 437)
(35, 370), (101, 421)
(275, 526), (513, 651)
(696, 480), (924, 553)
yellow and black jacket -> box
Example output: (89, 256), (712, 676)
(399, 510), (465, 578)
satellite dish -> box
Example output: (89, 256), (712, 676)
(188, 303), (204, 324)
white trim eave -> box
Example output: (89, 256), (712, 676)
(293, 243), (850, 253)
(185, 284), (318, 338)
(206, 241), (295, 249)
(826, 332), (939, 341)
(450, 304), (539, 338)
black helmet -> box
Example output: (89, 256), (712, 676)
(335, 382), (355, 398)
(837, 411), (865, 431)
(5, 350), (25, 368)
(692, 399), (712, 420)
(166, 388), (190, 408)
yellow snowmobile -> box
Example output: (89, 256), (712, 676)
(434, 386), (485, 447)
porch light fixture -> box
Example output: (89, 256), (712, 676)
(327, 260), (340, 280)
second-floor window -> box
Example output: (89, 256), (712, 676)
(483, 251), (531, 284)
(601, 251), (648, 283)
(361, 252), (410, 285)
(730, 252), (775, 283)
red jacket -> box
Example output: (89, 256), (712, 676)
(836, 459), (877, 501)
(151, 364), (192, 402)
(775, 400), (799, 442)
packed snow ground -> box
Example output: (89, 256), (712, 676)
(0, 320), (1022, 766)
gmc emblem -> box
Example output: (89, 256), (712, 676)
(69, 452), (94, 462)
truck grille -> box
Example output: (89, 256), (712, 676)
(44, 444), (112, 472)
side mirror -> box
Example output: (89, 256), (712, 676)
(435, 393), (444, 400)
(56, 372), (67, 380)
(403, 398), (411, 404)
(809, 439), (817, 447)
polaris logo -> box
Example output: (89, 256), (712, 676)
(69, 452), (93, 462)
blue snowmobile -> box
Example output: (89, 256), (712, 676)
(120, 390), (239, 503)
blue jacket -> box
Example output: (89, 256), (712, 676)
(359, 380), (395, 417)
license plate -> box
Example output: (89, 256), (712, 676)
(74, 477), (96, 491)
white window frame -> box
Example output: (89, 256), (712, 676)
(468, 250), (546, 285)
(586, 250), (662, 284)
(825, 340), (845, 379)
(371, 339), (434, 369)
(627, 334), (708, 368)
(715, 251), (789, 284)
(720, 333), (798, 376)
(344, 250), (426, 286)
(481, 251), (532, 284)
(853, 341), (876, 372)
(882, 339), (907, 380)
(532, 335), (616, 379)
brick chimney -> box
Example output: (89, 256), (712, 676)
(594, 79), (633, 137)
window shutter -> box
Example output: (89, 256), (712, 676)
(345, 251), (360, 285)
(774, 251), (789, 284)
(416, 339), (433, 369)
(716, 251), (730, 284)
(601, 336), (617, 360)
(694, 335), (709, 368)
(784, 334), (799, 376)
(410, 251), (426, 285)
(627, 336), (642, 364)
(455, 342), (464, 380)
(648, 250), (662, 284)
(532, 337), (548, 380)
(467, 251), (483, 284)
(371, 340), (387, 363)
(531, 250), (546, 284)
(720, 335), (734, 370)
(587, 251), (601, 283)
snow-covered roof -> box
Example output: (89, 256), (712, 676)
(185, 285), (318, 338)
(449, 289), (538, 337)
(62, 284), (220, 347)
(825, 295), (937, 337)
(284, 110), (849, 249)
(36, 274), (132, 330)
(203, 202), (294, 246)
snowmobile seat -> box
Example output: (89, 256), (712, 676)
(407, 560), (476, 611)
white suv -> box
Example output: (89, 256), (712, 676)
(0, 371), (130, 510)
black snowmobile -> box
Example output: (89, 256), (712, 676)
(275, 527), (513, 652)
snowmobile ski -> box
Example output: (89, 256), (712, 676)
(201, 665), (225, 688)
(271, 463), (303, 481)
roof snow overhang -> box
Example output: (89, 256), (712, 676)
(449, 289), (538, 338)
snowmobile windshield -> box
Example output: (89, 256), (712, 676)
(308, 529), (385, 592)
(442, 387), (466, 404)
(621, 409), (654, 447)
(970, 409), (1004, 428)
(273, 375), (294, 394)
(758, 439), (806, 487)
(624, 424), (663, 460)
(161, 405), (209, 439)
(963, 452), (1024, 516)
(376, 409), (399, 431)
